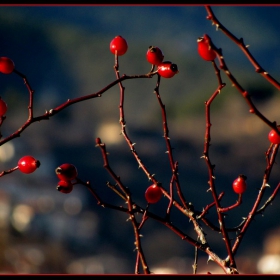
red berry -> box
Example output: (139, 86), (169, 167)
(146, 46), (164, 65)
(268, 128), (280, 144)
(18, 155), (40, 174)
(0, 98), (7, 116)
(232, 175), (247, 194)
(56, 180), (74, 194)
(157, 61), (179, 78)
(110, 35), (128, 56)
(0, 57), (15, 74)
(197, 34), (216, 61)
(55, 163), (78, 181)
(145, 184), (162, 204)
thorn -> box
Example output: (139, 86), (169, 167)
(207, 255), (213, 263)
(132, 143), (136, 146)
(165, 151), (169, 153)
(245, 45), (250, 48)
(265, 183), (270, 187)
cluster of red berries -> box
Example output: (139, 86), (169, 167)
(146, 46), (178, 78)
(55, 163), (78, 194)
(18, 155), (40, 174)
(109, 34), (249, 201)
(109, 35), (179, 79)
(13, 35), (280, 203)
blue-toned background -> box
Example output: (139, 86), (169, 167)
(0, 5), (279, 274)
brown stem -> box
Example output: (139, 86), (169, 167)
(202, 62), (236, 269)
(219, 194), (242, 213)
(205, 5), (280, 90)
(231, 144), (279, 255)
(0, 72), (156, 147)
(96, 137), (150, 274)
(153, 75), (190, 211)
(0, 166), (19, 177)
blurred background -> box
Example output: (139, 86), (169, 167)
(0, 4), (279, 274)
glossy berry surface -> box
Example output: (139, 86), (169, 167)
(0, 99), (8, 116)
(268, 128), (280, 144)
(157, 61), (179, 78)
(146, 46), (164, 65)
(56, 180), (74, 194)
(197, 34), (216, 61)
(110, 35), (128, 56)
(232, 175), (247, 194)
(145, 184), (162, 204)
(0, 57), (15, 74)
(18, 155), (40, 174)
(55, 163), (78, 181)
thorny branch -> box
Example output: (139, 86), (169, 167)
(0, 5), (279, 275)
